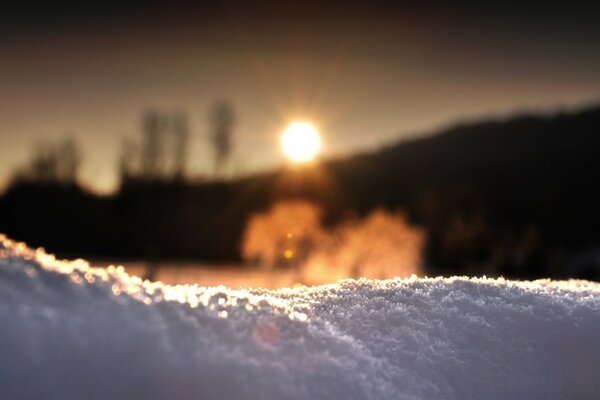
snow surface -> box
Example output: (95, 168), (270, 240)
(1, 235), (599, 400)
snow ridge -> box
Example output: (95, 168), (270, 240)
(0, 236), (599, 399)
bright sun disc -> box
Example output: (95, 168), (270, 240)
(281, 121), (321, 163)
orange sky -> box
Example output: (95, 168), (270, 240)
(1, 2), (599, 192)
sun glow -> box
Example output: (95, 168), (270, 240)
(281, 121), (321, 163)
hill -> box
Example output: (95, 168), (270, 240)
(1, 105), (600, 279)
(325, 106), (600, 277)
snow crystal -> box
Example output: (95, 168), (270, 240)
(0, 235), (599, 399)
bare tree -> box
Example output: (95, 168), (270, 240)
(172, 112), (189, 180)
(27, 143), (58, 183)
(119, 110), (191, 185)
(141, 111), (168, 181)
(118, 137), (139, 181)
(209, 101), (235, 179)
(14, 138), (81, 185)
(56, 137), (80, 183)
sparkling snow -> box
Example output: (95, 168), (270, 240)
(0, 235), (599, 399)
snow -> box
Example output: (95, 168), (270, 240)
(1, 235), (599, 400)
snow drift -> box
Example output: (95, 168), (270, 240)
(0, 236), (599, 400)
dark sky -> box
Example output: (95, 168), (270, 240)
(1, 1), (600, 192)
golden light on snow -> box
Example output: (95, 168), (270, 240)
(281, 121), (321, 163)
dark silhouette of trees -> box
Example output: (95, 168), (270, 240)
(209, 101), (235, 179)
(172, 112), (189, 181)
(141, 111), (169, 180)
(118, 137), (139, 180)
(12, 137), (81, 185)
(57, 138), (80, 183)
(119, 110), (191, 185)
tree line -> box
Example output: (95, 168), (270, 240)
(10, 101), (236, 188)
(1, 104), (599, 282)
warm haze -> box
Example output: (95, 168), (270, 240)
(1, 1), (600, 192)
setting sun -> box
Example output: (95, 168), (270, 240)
(281, 121), (321, 163)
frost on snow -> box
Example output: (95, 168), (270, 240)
(0, 235), (599, 400)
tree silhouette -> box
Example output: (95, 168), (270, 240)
(141, 111), (168, 181)
(56, 138), (80, 183)
(12, 137), (81, 185)
(118, 137), (139, 181)
(172, 112), (189, 180)
(120, 110), (191, 185)
(209, 101), (235, 179)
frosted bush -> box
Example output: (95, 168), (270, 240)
(242, 201), (325, 267)
(242, 202), (424, 284)
(302, 209), (424, 283)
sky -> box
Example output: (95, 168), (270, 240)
(1, 1), (600, 193)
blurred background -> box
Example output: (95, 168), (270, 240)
(1, 1), (600, 287)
